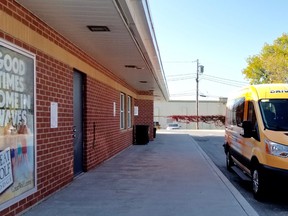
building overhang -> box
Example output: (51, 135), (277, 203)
(16, 0), (169, 101)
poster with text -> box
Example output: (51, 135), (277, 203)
(0, 39), (36, 210)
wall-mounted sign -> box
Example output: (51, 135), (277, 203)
(50, 102), (58, 128)
(0, 39), (36, 210)
(113, 102), (116, 117)
(134, 106), (139, 116)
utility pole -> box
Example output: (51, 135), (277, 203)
(196, 59), (204, 130)
(196, 59), (199, 129)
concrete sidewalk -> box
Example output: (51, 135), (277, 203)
(22, 132), (258, 216)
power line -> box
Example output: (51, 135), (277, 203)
(166, 73), (249, 87)
(167, 75), (196, 81)
(170, 92), (224, 98)
(167, 72), (248, 84)
(200, 76), (248, 87)
(166, 73), (193, 77)
(164, 60), (197, 63)
(201, 77), (245, 87)
(201, 74), (249, 85)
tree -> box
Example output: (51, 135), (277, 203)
(243, 33), (288, 84)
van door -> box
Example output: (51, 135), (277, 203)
(245, 101), (261, 168)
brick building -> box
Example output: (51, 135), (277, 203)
(0, 1), (169, 215)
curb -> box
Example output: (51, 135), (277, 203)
(189, 136), (259, 216)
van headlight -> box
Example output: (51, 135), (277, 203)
(265, 139), (288, 158)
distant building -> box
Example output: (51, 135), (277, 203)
(154, 98), (227, 129)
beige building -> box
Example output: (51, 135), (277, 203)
(154, 98), (227, 129)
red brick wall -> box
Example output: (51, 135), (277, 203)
(0, 1), (153, 215)
(0, 35), (134, 216)
(0, 36), (75, 215)
(84, 77), (133, 170)
(134, 99), (154, 141)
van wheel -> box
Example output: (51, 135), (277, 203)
(226, 150), (233, 171)
(252, 165), (266, 200)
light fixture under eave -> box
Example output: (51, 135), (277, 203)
(125, 65), (144, 70)
(87, 25), (110, 32)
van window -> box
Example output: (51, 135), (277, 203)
(247, 101), (257, 125)
(226, 97), (245, 126)
(248, 101), (260, 141)
(235, 98), (244, 126)
(259, 99), (288, 131)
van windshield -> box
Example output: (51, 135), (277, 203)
(259, 99), (288, 131)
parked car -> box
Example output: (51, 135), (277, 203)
(166, 123), (181, 130)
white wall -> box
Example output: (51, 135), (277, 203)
(154, 99), (227, 129)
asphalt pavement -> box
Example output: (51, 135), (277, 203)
(21, 130), (259, 216)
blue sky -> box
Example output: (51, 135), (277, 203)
(148, 0), (287, 100)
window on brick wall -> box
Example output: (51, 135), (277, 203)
(120, 93), (125, 129)
(127, 96), (132, 128)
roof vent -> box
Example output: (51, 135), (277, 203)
(87, 25), (110, 32)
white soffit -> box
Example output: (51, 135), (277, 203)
(16, 0), (169, 100)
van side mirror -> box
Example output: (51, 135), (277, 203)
(242, 121), (253, 138)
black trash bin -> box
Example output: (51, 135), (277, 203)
(153, 127), (156, 138)
(135, 125), (149, 145)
